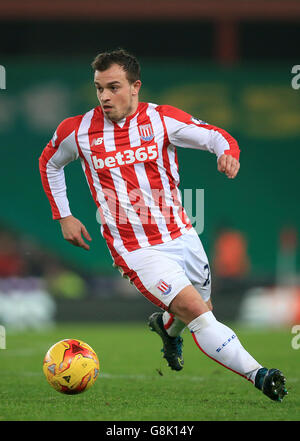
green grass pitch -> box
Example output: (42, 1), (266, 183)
(0, 322), (299, 421)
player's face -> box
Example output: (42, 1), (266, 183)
(94, 64), (141, 122)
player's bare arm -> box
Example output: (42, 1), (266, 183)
(217, 154), (240, 179)
(59, 215), (92, 251)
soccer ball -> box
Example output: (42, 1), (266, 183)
(43, 338), (100, 394)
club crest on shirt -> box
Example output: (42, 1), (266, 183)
(157, 279), (172, 295)
(138, 124), (154, 141)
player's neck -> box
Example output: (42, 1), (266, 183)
(126, 99), (139, 118)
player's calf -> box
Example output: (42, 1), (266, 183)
(188, 311), (288, 401)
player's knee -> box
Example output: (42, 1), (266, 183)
(169, 287), (209, 323)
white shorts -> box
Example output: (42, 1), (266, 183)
(114, 228), (211, 311)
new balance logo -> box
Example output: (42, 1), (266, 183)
(91, 137), (104, 146)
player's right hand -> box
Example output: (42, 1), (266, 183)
(217, 154), (240, 179)
(58, 215), (92, 251)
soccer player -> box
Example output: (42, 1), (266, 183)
(39, 49), (287, 402)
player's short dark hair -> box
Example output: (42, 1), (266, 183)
(91, 49), (141, 84)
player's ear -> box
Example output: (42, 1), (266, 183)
(132, 80), (142, 96)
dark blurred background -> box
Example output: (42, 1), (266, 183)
(0, 0), (300, 329)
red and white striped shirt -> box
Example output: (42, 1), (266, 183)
(39, 102), (240, 261)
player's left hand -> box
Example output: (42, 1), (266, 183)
(217, 154), (240, 179)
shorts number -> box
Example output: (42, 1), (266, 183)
(203, 264), (210, 287)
